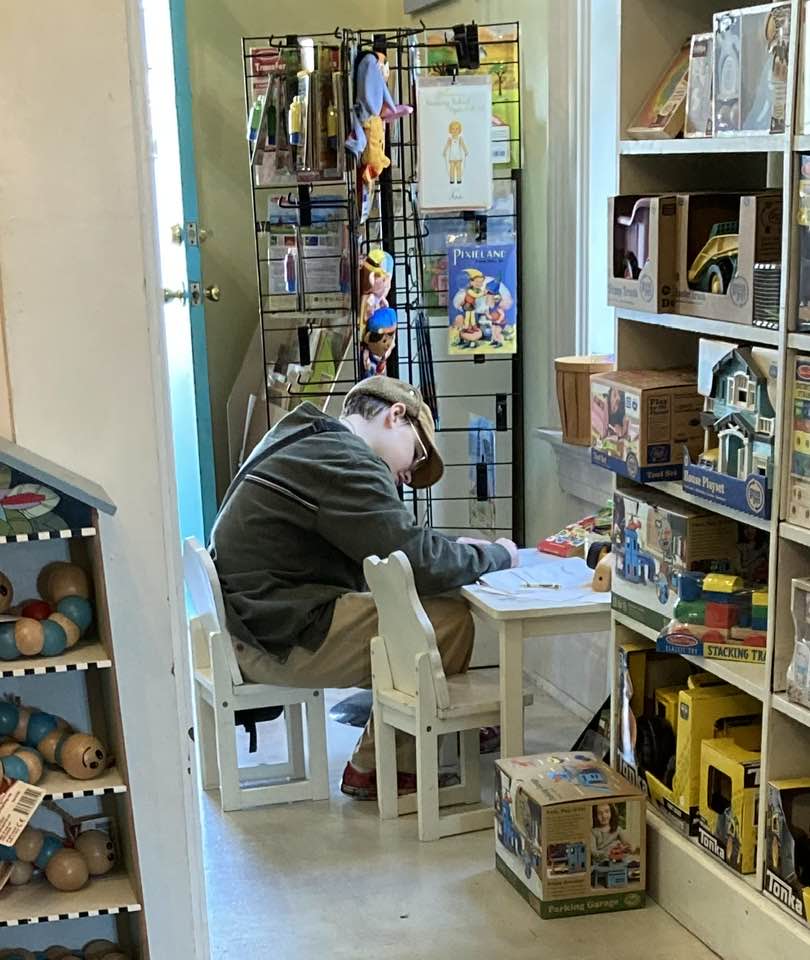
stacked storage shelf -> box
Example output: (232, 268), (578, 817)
(605, 2), (810, 957)
(0, 439), (145, 956)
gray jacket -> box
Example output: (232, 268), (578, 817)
(210, 402), (510, 661)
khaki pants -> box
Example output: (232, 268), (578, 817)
(233, 593), (474, 773)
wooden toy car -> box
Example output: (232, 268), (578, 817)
(688, 221), (740, 293)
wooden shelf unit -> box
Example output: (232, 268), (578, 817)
(610, 2), (810, 955)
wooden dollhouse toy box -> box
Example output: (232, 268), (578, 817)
(495, 753), (646, 919)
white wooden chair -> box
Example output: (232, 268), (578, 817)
(365, 551), (506, 841)
(183, 537), (329, 811)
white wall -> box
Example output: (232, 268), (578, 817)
(0, 3), (203, 958)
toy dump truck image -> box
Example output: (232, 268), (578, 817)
(688, 221), (740, 294)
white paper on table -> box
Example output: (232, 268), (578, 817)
(478, 557), (596, 605)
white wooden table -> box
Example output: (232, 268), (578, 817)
(461, 548), (611, 758)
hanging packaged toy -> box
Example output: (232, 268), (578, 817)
(358, 249), (396, 379)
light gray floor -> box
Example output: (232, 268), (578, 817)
(201, 688), (717, 960)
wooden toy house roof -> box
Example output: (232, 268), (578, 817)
(0, 437), (116, 515)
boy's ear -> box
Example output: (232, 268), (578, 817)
(387, 401), (407, 424)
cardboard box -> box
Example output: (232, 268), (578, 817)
(611, 488), (740, 632)
(645, 683), (761, 835)
(675, 192), (782, 325)
(764, 779), (810, 926)
(682, 339), (778, 521)
(686, 33), (714, 138)
(698, 738), (761, 874)
(787, 356), (810, 529)
(608, 195), (678, 313)
(714, 4), (791, 136)
(591, 369), (703, 483)
(495, 753), (646, 919)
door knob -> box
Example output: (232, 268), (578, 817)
(205, 285), (221, 302)
(171, 224), (184, 244)
(163, 287), (188, 303)
(198, 227), (213, 243)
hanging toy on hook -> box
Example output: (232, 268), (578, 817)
(346, 49), (412, 186)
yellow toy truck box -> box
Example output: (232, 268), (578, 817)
(764, 778), (810, 927)
(495, 753), (646, 919)
(645, 682), (761, 835)
(698, 738), (761, 874)
(675, 192), (782, 326)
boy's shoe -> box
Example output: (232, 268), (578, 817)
(340, 762), (459, 801)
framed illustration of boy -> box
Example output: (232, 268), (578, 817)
(447, 240), (517, 355)
(416, 75), (493, 211)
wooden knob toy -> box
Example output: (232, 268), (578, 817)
(0, 825), (115, 893)
(0, 702), (107, 782)
(1, 946), (129, 960)
(0, 563), (93, 661)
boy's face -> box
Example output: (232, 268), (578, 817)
(367, 402), (428, 487)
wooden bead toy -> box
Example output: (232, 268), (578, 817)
(0, 563), (93, 661)
(74, 830), (115, 876)
(0, 825), (115, 893)
(83, 943), (124, 960)
(0, 948), (127, 960)
(0, 702), (107, 782)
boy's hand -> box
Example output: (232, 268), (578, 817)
(495, 538), (520, 568)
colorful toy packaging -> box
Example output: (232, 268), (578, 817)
(538, 503), (612, 558)
(682, 339), (778, 520)
(698, 737), (761, 874)
(611, 488), (740, 632)
(495, 753), (646, 919)
(787, 355), (810, 528)
(787, 578), (810, 708)
(765, 779), (810, 926)
(590, 369), (703, 482)
(608, 195), (677, 313)
(674, 192), (782, 326)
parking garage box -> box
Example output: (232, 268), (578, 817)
(608, 195), (678, 313)
(675, 192), (782, 326)
(495, 753), (646, 919)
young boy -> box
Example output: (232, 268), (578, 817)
(210, 376), (518, 799)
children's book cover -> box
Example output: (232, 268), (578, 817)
(448, 241), (517, 355)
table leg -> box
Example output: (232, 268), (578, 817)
(499, 620), (524, 758)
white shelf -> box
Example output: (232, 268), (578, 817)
(617, 308), (780, 345)
(0, 871), (141, 927)
(651, 480), (773, 532)
(780, 522), (810, 548)
(788, 332), (810, 352)
(611, 611), (767, 700)
(621, 136), (785, 155)
(794, 135), (810, 152)
(0, 639), (112, 678)
(38, 764), (126, 800)
(646, 809), (810, 959)
(772, 693), (810, 729)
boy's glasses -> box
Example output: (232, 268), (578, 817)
(407, 418), (428, 472)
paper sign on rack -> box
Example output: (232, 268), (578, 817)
(0, 777), (46, 847)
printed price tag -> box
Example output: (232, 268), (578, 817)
(0, 777), (46, 847)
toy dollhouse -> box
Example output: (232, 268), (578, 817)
(682, 340), (779, 519)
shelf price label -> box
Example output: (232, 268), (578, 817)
(0, 777), (46, 848)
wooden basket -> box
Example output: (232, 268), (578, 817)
(555, 355), (615, 446)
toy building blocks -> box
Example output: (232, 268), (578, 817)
(495, 753), (645, 919)
(608, 195), (677, 313)
(657, 570), (768, 664)
(591, 369), (703, 483)
(764, 779), (810, 926)
(682, 339), (778, 519)
(698, 738), (761, 874)
(675, 192), (782, 326)
(611, 488), (739, 632)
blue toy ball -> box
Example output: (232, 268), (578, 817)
(1, 752), (29, 782)
(0, 621), (18, 660)
(0, 700), (18, 736)
(34, 833), (63, 870)
(56, 595), (92, 634)
(25, 711), (59, 749)
(41, 619), (67, 657)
